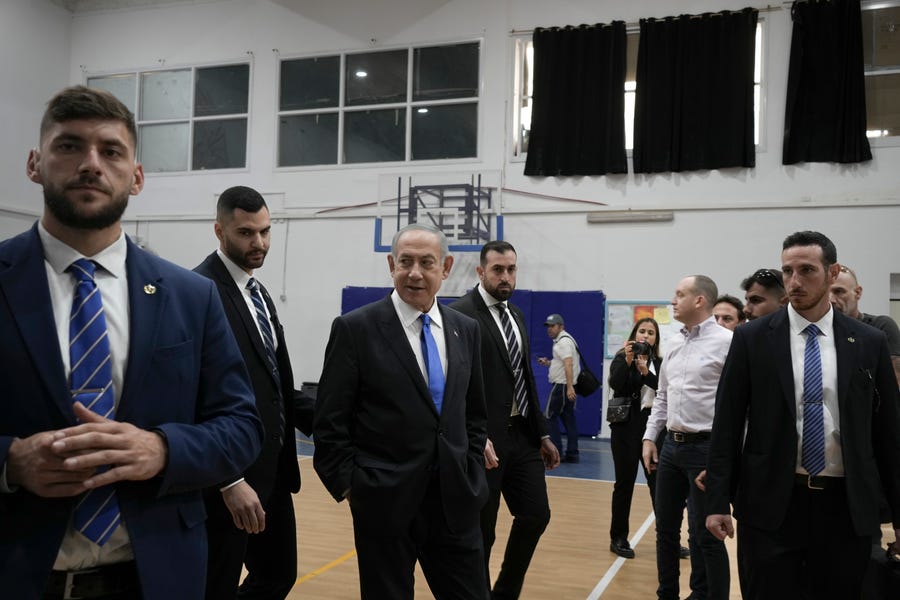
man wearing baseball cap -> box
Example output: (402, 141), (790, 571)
(537, 314), (581, 463)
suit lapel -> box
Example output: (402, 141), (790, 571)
(374, 297), (433, 408)
(769, 309), (797, 420)
(441, 305), (466, 407)
(120, 240), (167, 415)
(0, 227), (70, 419)
(832, 312), (856, 416)
(472, 288), (515, 377)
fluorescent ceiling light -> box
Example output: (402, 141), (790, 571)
(586, 210), (674, 224)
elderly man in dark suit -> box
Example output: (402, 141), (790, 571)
(314, 223), (489, 600)
(705, 231), (900, 600)
(195, 186), (314, 600)
(0, 86), (262, 600)
(449, 240), (559, 599)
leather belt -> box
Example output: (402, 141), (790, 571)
(668, 430), (711, 443)
(795, 474), (844, 490)
(45, 561), (138, 600)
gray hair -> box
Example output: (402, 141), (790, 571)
(390, 223), (450, 259)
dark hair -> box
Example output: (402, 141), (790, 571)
(41, 85), (137, 147)
(690, 275), (718, 308)
(480, 240), (516, 266)
(782, 231), (837, 265)
(741, 268), (785, 292)
(216, 186), (268, 221)
(625, 317), (661, 360)
(714, 294), (744, 316)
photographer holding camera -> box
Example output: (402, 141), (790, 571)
(607, 318), (664, 559)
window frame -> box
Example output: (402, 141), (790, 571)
(862, 0), (900, 148)
(275, 38), (483, 171)
(508, 20), (767, 163)
(86, 59), (253, 175)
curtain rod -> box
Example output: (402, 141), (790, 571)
(509, 4), (784, 35)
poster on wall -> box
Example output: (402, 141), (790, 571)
(605, 301), (680, 358)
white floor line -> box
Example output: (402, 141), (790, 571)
(586, 512), (656, 600)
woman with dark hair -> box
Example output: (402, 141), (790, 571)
(607, 317), (666, 559)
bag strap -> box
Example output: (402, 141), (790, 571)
(559, 332), (591, 370)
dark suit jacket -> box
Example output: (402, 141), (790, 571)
(194, 252), (313, 501)
(313, 295), (488, 534)
(0, 225), (263, 600)
(449, 287), (547, 486)
(707, 307), (900, 536)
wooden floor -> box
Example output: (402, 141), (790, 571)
(283, 457), (742, 599)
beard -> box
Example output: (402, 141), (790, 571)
(44, 177), (128, 230)
(482, 280), (514, 301)
(223, 238), (267, 272)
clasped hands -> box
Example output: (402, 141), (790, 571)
(6, 401), (167, 498)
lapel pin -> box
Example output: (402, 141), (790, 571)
(144, 284), (157, 295)
(847, 337), (855, 343)
(454, 329), (459, 338)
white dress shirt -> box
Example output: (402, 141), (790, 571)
(215, 249), (277, 352)
(787, 303), (842, 476)
(390, 290), (447, 384)
(38, 222), (134, 569)
(644, 316), (733, 442)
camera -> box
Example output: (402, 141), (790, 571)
(632, 341), (651, 357)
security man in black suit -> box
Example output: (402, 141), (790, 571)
(195, 186), (314, 599)
(450, 240), (560, 599)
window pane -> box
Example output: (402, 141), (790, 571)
(413, 42), (479, 101)
(192, 118), (247, 170)
(625, 32), (639, 84)
(279, 113), (338, 166)
(863, 7), (900, 68)
(281, 56), (340, 110)
(140, 70), (191, 120)
(411, 103), (477, 160)
(345, 50), (407, 106)
(344, 108), (406, 163)
(139, 123), (189, 172)
(866, 73), (900, 138)
(195, 64), (249, 117)
(88, 74), (137, 114)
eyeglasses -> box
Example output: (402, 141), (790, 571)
(752, 269), (785, 289)
(839, 265), (857, 279)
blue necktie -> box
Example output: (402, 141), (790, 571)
(420, 314), (445, 414)
(247, 278), (285, 435)
(496, 303), (529, 417)
(801, 324), (826, 476)
(68, 258), (120, 546)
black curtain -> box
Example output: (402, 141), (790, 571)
(524, 22), (627, 176)
(633, 8), (758, 174)
(782, 0), (871, 164)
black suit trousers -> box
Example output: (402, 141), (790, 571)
(481, 418), (551, 599)
(205, 482), (298, 600)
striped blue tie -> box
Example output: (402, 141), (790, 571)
(497, 303), (529, 417)
(247, 278), (284, 435)
(419, 314), (445, 415)
(68, 258), (120, 546)
(801, 324), (826, 476)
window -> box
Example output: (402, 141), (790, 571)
(511, 22), (764, 159)
(88, 63), (250, 172)
(862, 2), (900, 144)
(277, 41), (480, 167)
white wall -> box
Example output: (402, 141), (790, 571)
(3, 0), (899, 400)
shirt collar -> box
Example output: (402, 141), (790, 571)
(38, 221), (127, 279)
(216, 248), (254, 289)
(391, 289), (443, 330)
(681, 315), (719, 338)
(476, 283), (503, 309)
(787, 302), (834, 338)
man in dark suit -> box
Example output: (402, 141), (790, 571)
(0, 85), (262, 600)
(195, 186), (314, 600)
(314, 223), (489, 600)
(449, 240), (559, 599)
(705, 231), (900, 599)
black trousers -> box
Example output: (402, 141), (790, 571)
(481, 418), (551, 599)
(609, 407), (655, 541)
(352, 472), (488, 600)
(204, 482), (298, 600)
(737, 481), (870, 600)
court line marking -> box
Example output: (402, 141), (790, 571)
(586, 512), (655, 599)
(296, 549), (357, 584)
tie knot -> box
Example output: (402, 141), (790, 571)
(246, 277), (259, 292)
(496, 302), (507, 313)
(68, 258), (96, 283)
(804, 323), (822, 338)
(420, 313), (431, 327)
